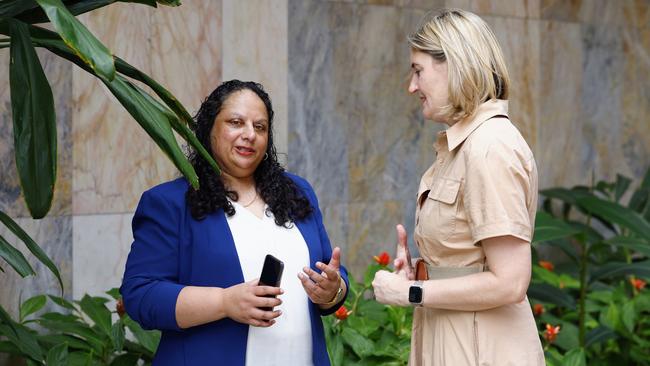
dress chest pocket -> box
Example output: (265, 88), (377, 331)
(419, 176), (462, 241)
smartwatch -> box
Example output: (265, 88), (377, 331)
(409, 281), (424, 306)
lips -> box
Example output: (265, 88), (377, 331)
(235, 146), (255, 156)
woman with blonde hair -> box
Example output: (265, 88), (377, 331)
(372, 9), (545, 365)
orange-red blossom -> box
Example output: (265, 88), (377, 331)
(334, 305), (351, 320)
(544, 324), (561, 343)
(374, 251), (390, 266)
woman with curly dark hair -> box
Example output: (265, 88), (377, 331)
(120, 80), (349, 366)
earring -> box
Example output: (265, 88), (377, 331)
(264, 153), (269, 161)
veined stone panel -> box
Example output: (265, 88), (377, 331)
(288, 0), (433, 272)
(446, 0), (541, 18)
(72, 213), (134, 300)
(0, 49), (72, 218)
(537, 20), (585, 188)
(541, 0), (650, 28)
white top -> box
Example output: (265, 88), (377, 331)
(226, 200), (313, 366)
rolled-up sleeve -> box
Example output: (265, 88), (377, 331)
(120, 190), (185, 331)
(462, 140), (536, 245)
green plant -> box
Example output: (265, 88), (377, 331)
(0, 0), (220, 287)
(528, 168), (650, 365)
(0, 288), (160, 365)
(324, 252), (412, 366)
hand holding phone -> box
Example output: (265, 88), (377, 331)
(258, 254), (284, 311)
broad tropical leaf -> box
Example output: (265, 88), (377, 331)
(0, 234), (34, 277)
(562, 348), (586, 366)
(527, 283), (576, 309)
(585, 326), (618, 347)
(101, 74), (199, 188)
(79, 295), (112, 337)
(590, 261), (650, 283)
(0, 307), (44, 362)
(35, 0), (115, 80)
(533, 211), (580, 244)
(9, 19), (57, 219)
(45, 342), (68, 366)
(576, 196), (650, 239)
(604, 236), (650, 258)
(20, 295), (47, 322)
(0, 211), (63, 290)
(123, 317), (160, 354)
(0, 0), (38, 18)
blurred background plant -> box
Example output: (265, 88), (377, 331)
(528, 167), (650, 366)
(0, 288), (160, 366)
(324, 251), (413, 366)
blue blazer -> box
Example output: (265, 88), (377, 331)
(120, 173), (348, 366)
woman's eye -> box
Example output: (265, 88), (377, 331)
(415, 70), (421, 77)
(229, 119), (242, 126)
(255, 124), (267, 132)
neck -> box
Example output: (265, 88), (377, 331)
(220, 172), (256, 194)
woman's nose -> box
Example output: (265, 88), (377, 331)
(241, 123), (256, 141)
(408, 77), (418, 94)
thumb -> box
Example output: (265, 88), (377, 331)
(329, 247), (341, 270)
(396, 224), (408, 249)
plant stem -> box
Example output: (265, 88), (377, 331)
(351, 285), (371, 314)
(578, 235), (588, 347)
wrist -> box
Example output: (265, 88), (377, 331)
(319, 276), (346, 308)
(408, 280), (424, 306)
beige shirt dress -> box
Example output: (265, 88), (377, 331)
(410, 99), (545, 366)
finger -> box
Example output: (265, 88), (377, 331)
(254, 285), (284, 296)
(394, 258), (404, 270)
(298, 273), (327, 300)
(316, 262), (340, 283)
(396, 224), (407, 250)
(302, 266), (326, 284)
(328, 247), (341, 270)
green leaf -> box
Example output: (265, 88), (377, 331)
(111, 320), (125, 352)
(0, 211), (63, 291)
(105, 288), (121, 300)
(25, 26), (211, 186)
(341, 327), (374, 358)
(622, 301), (636, 333)
(527, 283), (576, 309)
(576, 196), (650, 238)
(46, 342), (69, 366)
(0, 211), (63, 290)
(590, 261), (650, 283)
(37, 316), (106, 355)
(0, 340), (21, 355)
(585, 326), (617, 347)
(48, 295), (75, 310)
(603, 236), (650, 258)
(614, 174), (632, 202)
(562, 348), (586, 366)
(20, 295), (47, 322)
(38, 334), (93, 352)
(123, 317), (160, 354)
(329, 334), (344, 366)
(100, 75), (199, 188)
(0, 0), (38, 18)
(155, 0), (181, 6)
(0, 234), (35, 277)
(533, 211), (580, 243)
(9, 19), (57, 219)
(109, 353), (140, 366)
(0, 308), (44, 362)
(35, 0), (115, 80)
(79, 295), (112, 337)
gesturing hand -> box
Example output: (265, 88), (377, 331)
(298, 247), (343, 305)
(393, 224), (415, 280)
(223, 278), (283, 327)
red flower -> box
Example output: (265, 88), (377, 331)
(373, 251), (390, 266)
(533, 303), (545, 316)
(544, 324), (561, 343)
(116, 298), (126, 318)
(538, 260), (554, 271)
(334, 305), (351, 320)
(630, 277), (646, 291)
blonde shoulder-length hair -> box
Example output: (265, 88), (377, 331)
(408, 9), (510, 123)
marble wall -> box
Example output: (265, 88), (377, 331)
(0, 1), (649, 326)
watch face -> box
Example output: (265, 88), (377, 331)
(409, 286), (423, 304)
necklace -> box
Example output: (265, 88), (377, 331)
(241, 192), (258, 207)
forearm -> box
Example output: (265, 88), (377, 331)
(175, 286), (228, 329)
(421, 271), (529, 311)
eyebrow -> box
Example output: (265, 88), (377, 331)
(411, 62), (421, 69)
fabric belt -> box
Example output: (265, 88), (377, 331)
(415, 259), (487, 280)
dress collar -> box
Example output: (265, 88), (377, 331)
(441, 99), (509, 152)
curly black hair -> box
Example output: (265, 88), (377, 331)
(186, 80), (312, 226)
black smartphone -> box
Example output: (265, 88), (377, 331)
(258, 254), (284, 311)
